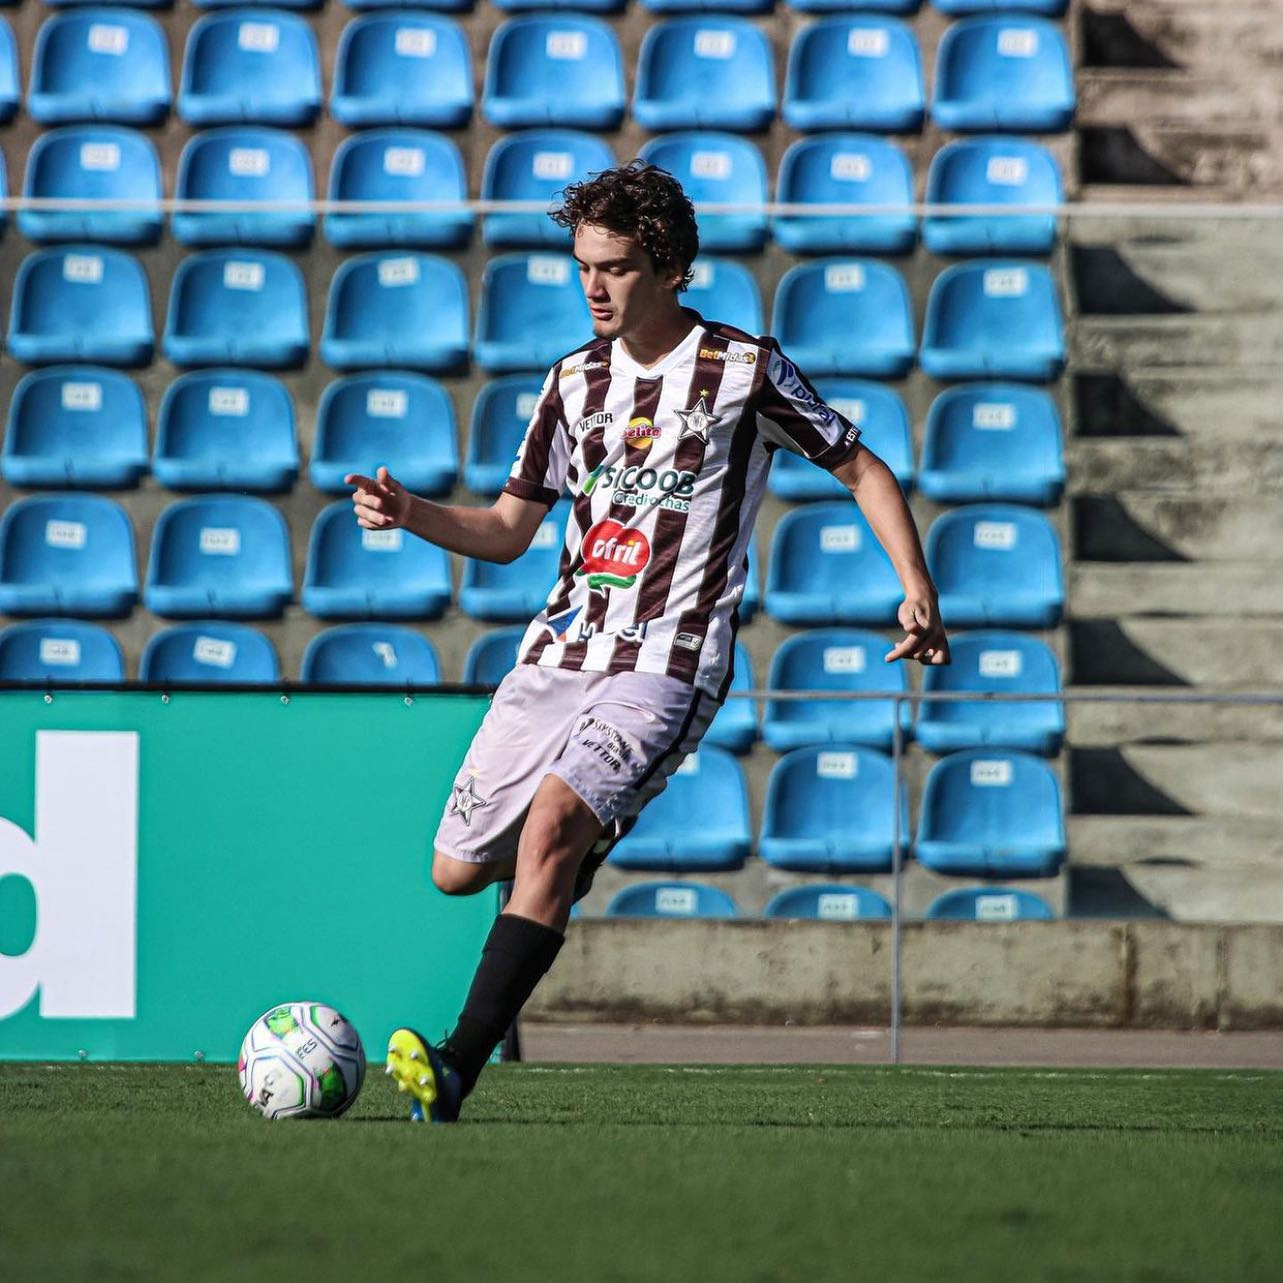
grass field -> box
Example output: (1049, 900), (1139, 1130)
(2, 1062), (1281, 1283)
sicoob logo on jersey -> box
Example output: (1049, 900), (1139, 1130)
(575, 520), (651, 594)
(581, 462), (697, 513)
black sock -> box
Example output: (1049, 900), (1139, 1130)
(442, 913), (564, 1095)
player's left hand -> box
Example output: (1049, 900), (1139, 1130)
(886, 594), (950, 666)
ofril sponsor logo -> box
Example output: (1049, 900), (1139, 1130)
(561, 360), (609, 378)
(581, 463), (698, 512)
(699, 347), (756, 364)
(622, 416), (662, 449)
(574, 410), (613, 433)
(575, 520), (651, 594)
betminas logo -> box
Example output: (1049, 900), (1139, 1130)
(0, 732), (139, 1020)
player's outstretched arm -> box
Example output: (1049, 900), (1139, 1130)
(345, 467), (550, 564)
(832, 447), (950, 666)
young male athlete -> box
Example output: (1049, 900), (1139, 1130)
(346, 163), (949, 1122)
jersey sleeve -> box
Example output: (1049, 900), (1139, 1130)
(754, 342), (862, 473)
(501, 367), (573, 508)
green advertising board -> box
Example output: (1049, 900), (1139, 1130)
(0, 690), (496, 1063)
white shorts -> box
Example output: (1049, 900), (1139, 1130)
(434, 664), (720, 866)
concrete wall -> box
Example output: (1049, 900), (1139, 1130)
(527, 920), (1283, 1031)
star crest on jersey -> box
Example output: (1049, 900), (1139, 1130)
(450, 775), (488, 828)
(675, 393), (719, 444)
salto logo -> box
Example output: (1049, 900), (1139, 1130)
(0, 732), (139, 1020)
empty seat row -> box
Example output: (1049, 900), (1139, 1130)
(0, 492), (1062, 629)
(604, 883), (1055, 921)
(2, 246), (1066, 382)
(4, 365), (1063, 507)
(17, 1), (1070, 13)
(5, 126), (1063, 260)
(0, 12), (1075, 134)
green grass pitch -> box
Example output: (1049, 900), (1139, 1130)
(2, 1062), (1280, 1282)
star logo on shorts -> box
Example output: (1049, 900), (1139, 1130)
(675, 393), (718, 444)
(450, 776), (488, 828)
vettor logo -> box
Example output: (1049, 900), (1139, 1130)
(575, 521), (651, 593)
(0, 731), (139, 1021)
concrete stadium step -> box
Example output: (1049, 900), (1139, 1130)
(1105, 865), (1283, 924)
(1072, 317), (1283, 369)
(1068, 815), (1283, 865)
(1078, 126), (1283, 196)
(1070, 744), (1283, 819)
(1078, 71), (1283, 130)
(1069, 619), (1283, 688)
(1072, 370), (1283, 440)
(1068, 696), (1283, 747)
(1074, 494), (1283, 561)
(1067, 440), (1283, 495)
(1083, 0), (1283, 72)
(1070, 564), (1283, 619)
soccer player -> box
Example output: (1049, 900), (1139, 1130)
(346, 162), (949, 1122)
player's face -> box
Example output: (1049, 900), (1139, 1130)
(573, 223), (682, 340)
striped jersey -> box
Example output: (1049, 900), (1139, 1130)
(503, 312), (862, 698)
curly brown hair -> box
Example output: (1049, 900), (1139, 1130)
(551, 161), (700, 292)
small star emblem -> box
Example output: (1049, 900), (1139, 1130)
(675, 394), (719, 444)
(450, 776), (488, 827)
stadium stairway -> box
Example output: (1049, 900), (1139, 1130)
(1067, 0), (1283, 920)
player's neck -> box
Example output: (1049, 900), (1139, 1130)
(616, 304), (697, 371)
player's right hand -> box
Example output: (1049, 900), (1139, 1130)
(345, 466), (410, 530)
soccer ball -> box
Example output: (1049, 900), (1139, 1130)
(238, 1002), (366, 1121)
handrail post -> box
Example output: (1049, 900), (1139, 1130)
(890, 694), (904, 1065)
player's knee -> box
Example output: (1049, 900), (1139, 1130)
(432, 850), (490, 897)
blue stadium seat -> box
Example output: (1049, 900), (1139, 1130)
(932, 16), (1075, 133)
(4, 367), (147, 490)
(302, 501), (451, 620)
(763, 629), (911, 753)
(764, 885), (893, 922)
(321, 253), (470, 373)
(465, 376), (544, 495)
(784, 18), (924, 132)
(173, 127), (314, 248)
(462, 625), (527, 685)
(919, 383), (1064, 505)
(0, 19), (16, 124)
(925, 887), (1054, 921)
(20, 126), (161, 245)
(300, 623), (441, 686)
(460, 501), (568, 621)
(179, 10), (321, 126)
(145, 496), (292, 619)
(642, 0), (770, 13)
(703, 642), (757, 754)
(682, 255), (759, 333)
(484, 16), (625, 130)
(916, 749), (1065, 877)
(917, 630), (1064, 756)
(42, 0), (173, 7)
(311, 372), (457, 496)
(609, 747), (751, 873)
(685, 258), (763, 334)
(498, 0), (624, 12)
(29, 10), (170, 125)
(8, 247), (154, 367)
(760, 746), (906, 873)
(0, 494), (138, 617)
(154, 370), (298, 492)
(934, 0), (1065, 11)
(924, 138), (1060, 255)
(637, 133), (767, 253)
(606, 881), (738, 919)
(193, 0), (323, 8)
(634, 18), (774, 132)
(774, 135), (916, 256)
(325, 130), (471, 250)
(163, 250), (309, 369)
(770, 260), (914, 378)
(331, 13), (472, 128)
(769, 379), (913, 500)
(139, 622), (280, 683)
(926, 504), (1064, 628)
(765, 503), (902, 626)
(0, 619), (125, 684)
(481, 131), (614, 249)
(474, 253), (591, 373)
(920, 261), (1065, 382)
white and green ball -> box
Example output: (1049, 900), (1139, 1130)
(238, 1002), (366, 1120)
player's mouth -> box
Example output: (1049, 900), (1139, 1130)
(590, 308), (613, 321)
